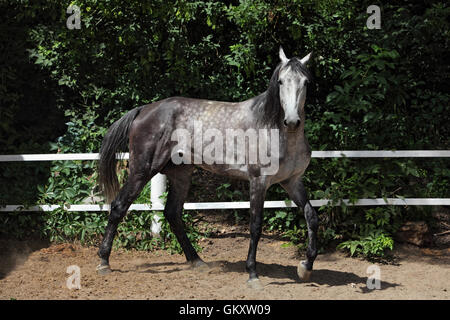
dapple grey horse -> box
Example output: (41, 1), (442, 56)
(96, 47), (318, 288)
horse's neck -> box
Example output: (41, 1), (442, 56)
(299, 108), (306, 133)
(245, 93), (307, 139)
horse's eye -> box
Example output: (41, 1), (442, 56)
(278, 79), (283, 85)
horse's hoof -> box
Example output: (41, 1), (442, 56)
(191, 259), (209, 272)
(297, 260), (312, 282)
(247, 278), (264, 290)
(96, 264), (112, 275)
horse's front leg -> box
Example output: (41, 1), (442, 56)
(280, 175), (319, 281)
(246, 176), (267, 288)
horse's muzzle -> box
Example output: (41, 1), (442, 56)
(283, 118), (301, 131)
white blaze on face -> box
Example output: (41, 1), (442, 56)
(278, 66), (307, 124)
(277, 48), (312, 128)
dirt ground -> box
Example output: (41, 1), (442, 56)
(0, 227), (449, 300)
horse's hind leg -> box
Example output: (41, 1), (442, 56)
(97, 171), (152, 274)
(162, 165), (206, 269)
(280, 175), (318, 281)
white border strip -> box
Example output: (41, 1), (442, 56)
(1, 198), (449, 212)
(312, 150), (450, 158)
(0, 150), (449, 162)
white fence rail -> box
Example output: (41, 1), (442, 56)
(2, 198), (450, 213)
(1, 150), (450, 162)
(1, 151), (449, 213)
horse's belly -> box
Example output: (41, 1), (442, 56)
(196, 163), (250, 180)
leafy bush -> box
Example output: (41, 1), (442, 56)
(337, 232), (394, 258)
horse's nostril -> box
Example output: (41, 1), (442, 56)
(284, 119), (301, 129)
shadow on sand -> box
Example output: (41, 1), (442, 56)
(0, 238), (50, 279)
(134, 259), (400, 293)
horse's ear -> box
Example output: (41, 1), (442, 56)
(300, 52), (312, 65)
(279, 46), (289, 64)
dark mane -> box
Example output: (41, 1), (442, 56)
(253, 58), (312, 127)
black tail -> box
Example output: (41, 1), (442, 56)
(98, 106), (143, 203)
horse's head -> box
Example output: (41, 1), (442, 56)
(277, 47), (312, 131)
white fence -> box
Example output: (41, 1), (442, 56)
(1, 150), (449, 213)
(1, 150), (450, 162)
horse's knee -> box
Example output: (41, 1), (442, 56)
(309, 214), (318, 232)
(304, 204), (318, 231)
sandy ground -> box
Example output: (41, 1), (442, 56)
(0, 232), (449, 300)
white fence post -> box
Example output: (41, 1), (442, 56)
(150, 173), (167, 235)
